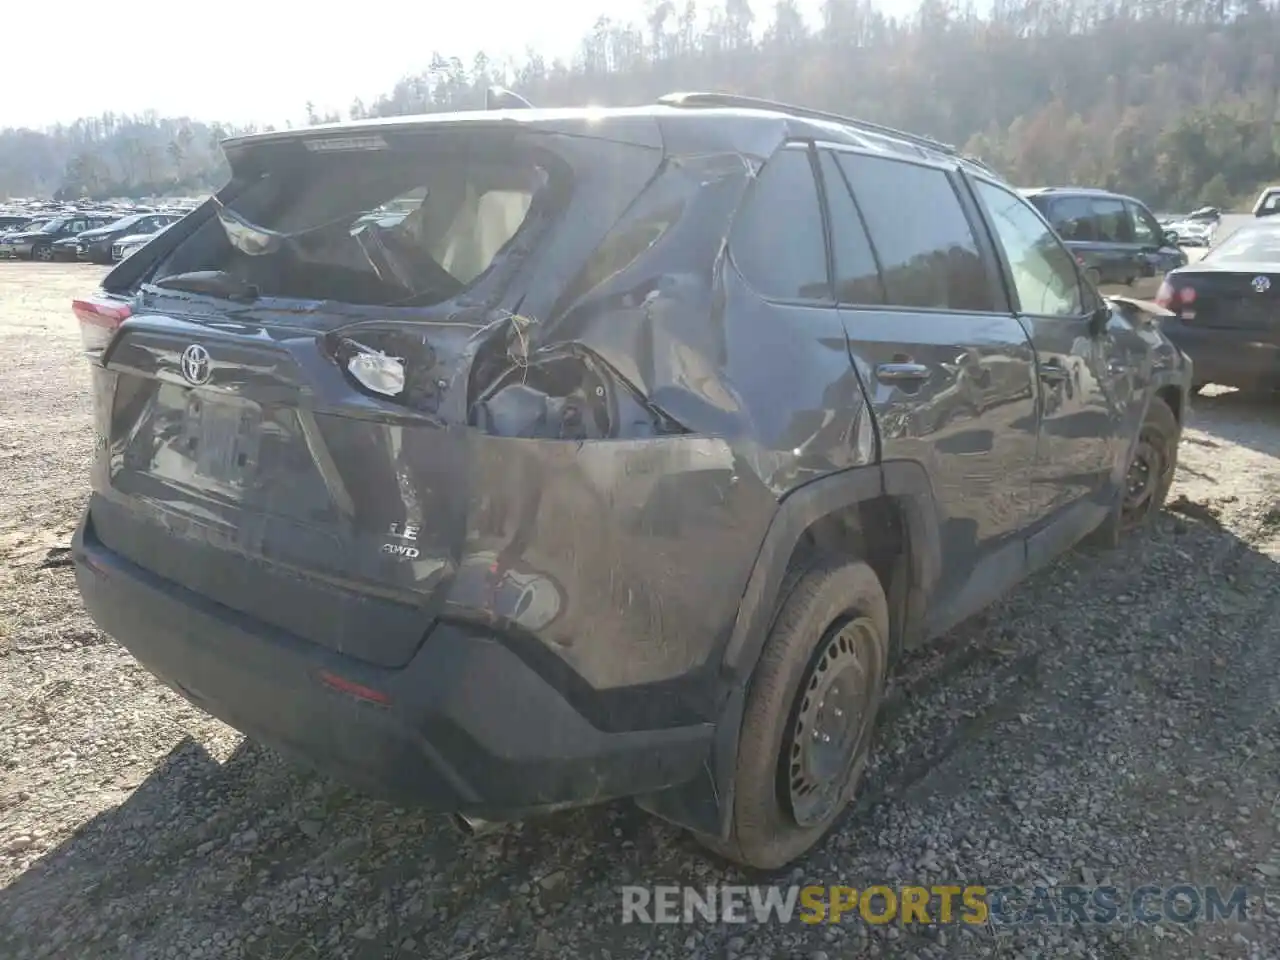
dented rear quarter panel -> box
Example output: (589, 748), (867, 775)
(453, 435), (778, 694)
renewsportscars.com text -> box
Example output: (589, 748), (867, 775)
(621, 883), (1257, 927)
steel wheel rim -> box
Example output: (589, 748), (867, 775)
(1123, 431), (1163, 522)
(784, 616), (879, 828)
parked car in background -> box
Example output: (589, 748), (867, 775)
(0, 220), (44, 258)
(70, 93), (1191, 870)
(0, 214), (33, 233)
(51, 235), (84, 261)
(1165, 218), (1217, 247)
(1023, 186), (1187, 297)
(0, 198), (205, 262)
(1253, 186), (1280, 219)
(1156, 218), (1280, 393)
(112, 222), (175, 261)
(1, 218), (53, 257)
(3, 213), (117, 261)
(1185, 206), (1222, 223)
(76, 212), (183, 264)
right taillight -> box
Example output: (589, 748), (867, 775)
(72, 296), (132, 358)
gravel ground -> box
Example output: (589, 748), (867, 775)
(1, 262), (1279, 959)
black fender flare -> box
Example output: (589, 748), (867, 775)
(1110, 368), (1190, 492)
(637, 458), (942, 838)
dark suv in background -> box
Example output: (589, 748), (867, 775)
(75, 212), (184, 264)
(71, 93), (1191, 869)
(5, 213), (117, 261)
(1024, 186), (1187, 298)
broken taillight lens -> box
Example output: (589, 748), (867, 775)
(347, 350), (406, 397)
(72, 297), (132, 358)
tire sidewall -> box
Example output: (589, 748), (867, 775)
(722, 559), (889, 870)
(1137, 398), (1179, 520)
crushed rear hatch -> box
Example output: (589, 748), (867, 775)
(78, 114), (783, 685)
(83, 120), (675, 669)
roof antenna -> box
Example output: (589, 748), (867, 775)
(485, 87), (534, 110)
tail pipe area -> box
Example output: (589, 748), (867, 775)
(450, 813), (506, 838)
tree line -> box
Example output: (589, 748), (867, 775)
(3, 0), (1280, 212)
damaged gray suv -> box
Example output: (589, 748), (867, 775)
(72, 92), (1191, 869)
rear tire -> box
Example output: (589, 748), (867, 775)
(31, 244), (53, 262)
(696, 558), (888, 869)
(1089, 396), (1179, 548)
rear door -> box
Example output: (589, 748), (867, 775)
(723, 142), (879, 487)
(967, 176), (1122, 558)
(1042, 194), (1136, 289)
(1125, 199), (1182, 299)
(821, 146), (1040, 634)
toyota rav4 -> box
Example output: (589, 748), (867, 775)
(72, 93), (1191, 869)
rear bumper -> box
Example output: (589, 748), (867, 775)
(1161, 321), (1280, 390)
(73, 512), (713, 816)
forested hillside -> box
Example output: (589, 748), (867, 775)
(3, 0), (1280, 209)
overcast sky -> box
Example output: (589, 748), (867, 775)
(2, 0), (922, 130)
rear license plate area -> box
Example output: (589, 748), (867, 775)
(183, 394), (262, 485)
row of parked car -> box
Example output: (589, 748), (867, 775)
(0, 198), (203, 265)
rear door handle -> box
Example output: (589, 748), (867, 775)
(876, 362), (931, 383)
(1038, 361), (1069, 384)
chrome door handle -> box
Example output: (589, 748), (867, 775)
(876, 362), (931, 382)
(1038, 362), (1069, 384)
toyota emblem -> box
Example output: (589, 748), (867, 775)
(180, 344), (212, 385)
(1252, 275), (1271, 294)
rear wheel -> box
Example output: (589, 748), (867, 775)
(1090, 396), (1179, 547)
(31, 244), (54, 262)
(696, 559), (888, 869)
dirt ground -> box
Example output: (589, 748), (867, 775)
(1, 262), (1278, 960)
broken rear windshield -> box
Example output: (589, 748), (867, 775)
(157, 146), (549, 307)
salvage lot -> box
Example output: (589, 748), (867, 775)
(1, 262), (1279, 959)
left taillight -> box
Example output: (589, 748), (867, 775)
(72, 297), (131, 359)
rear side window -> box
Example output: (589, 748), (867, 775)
(1096, 198), (1133, 242)
(1044, 196), (1093, 239)
(818, 151), (885, 306)
(974, 179), (1083, 317)
(1126, 201), (1161, 246)
(836, 153), (996, 312)
(730, 147), (830, 301)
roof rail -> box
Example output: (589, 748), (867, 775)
(657, 91), (957, 155)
